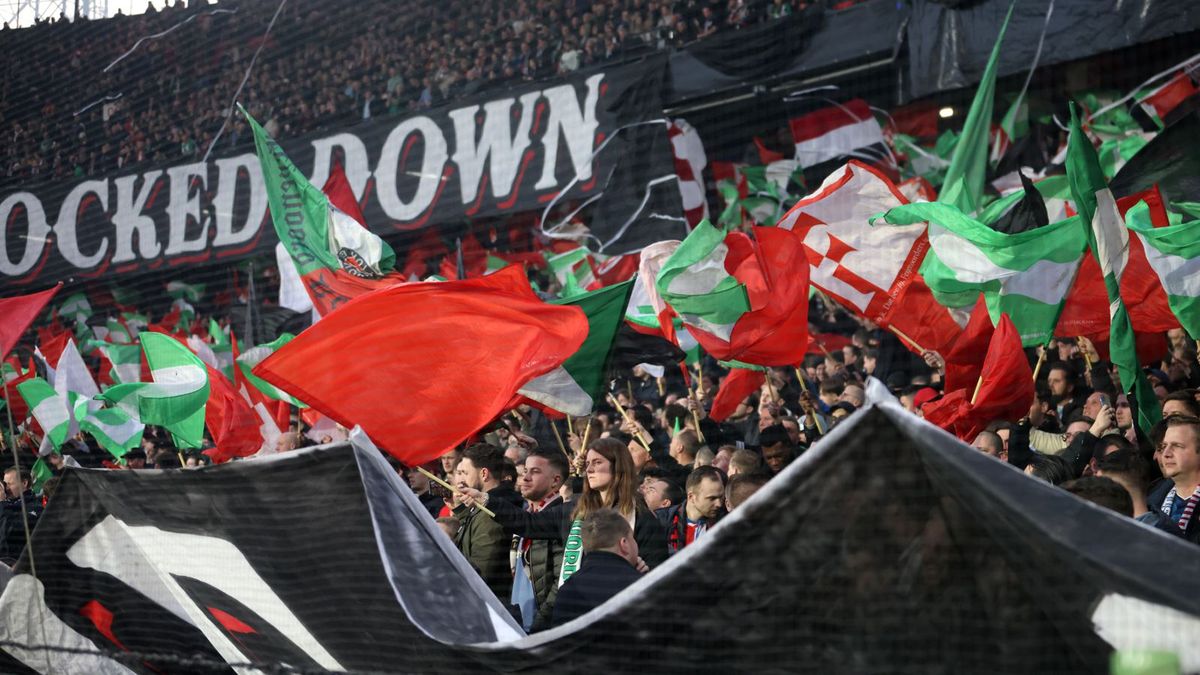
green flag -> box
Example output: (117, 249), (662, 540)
(1066, 102), (1161, 435)
(1125, 201), (1200, 339)
(166, 280), (206, 304)
(939, 2), (1014, 215)
(31, 457), (53, 494)
(518, 280), (635, 415)
(75, 398), (143, 460)
(879, 202), (1087, 346)
(100, 332), (210, 449)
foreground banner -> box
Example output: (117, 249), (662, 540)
(0, 59), (681, 291)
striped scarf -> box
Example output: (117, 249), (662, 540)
(558, 519), (584, 587)
(1159, 485), (1200, 531)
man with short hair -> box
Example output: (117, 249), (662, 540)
(840, 384), (865, 409)
(514, 449), (568, 630)
(657, 466), (725, 555)
(972, 430), (1005, 461)
(1062, 476), (1134, 517)
(1161, 390), (1200, 418)
(552, 508), (645, 627)
(725, 473), (769, 511)
(1147, 416), (1200, 544)
(758, 424), (794, 475)
(1096, 449), (1180, 534)
(451, 444), (522, 600)
(669, 429), (700, 470)
(727, 448), (763, 477)
(1047, 362), (1086, 422)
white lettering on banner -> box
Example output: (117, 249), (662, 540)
(164, 162), (211, 256)
(309, 133), (371, 198)
(449, 92), (539, 204)
(54, 179), (110, 268)
(111, 171), (164, 263)
(67, 515), (346, 673)
(0, 70), (611, 280)
(375, 115), (448, 221)
(0, 191), (50, 276)
(535, 73), (603, 190)
(212, 154), (267, 248)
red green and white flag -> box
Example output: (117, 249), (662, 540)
(1066, 102), (1161, 435)
(100, 332), (210, 448)
(244, 106), (404, 316)
(1124, 200), (1200, 339)
(89, 340), (142, 385)
(16, 377), (71, 449)
(236, 334), (308, 407)
(655, 220), (810, 367)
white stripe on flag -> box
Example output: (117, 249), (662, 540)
(794, 118), (884, 167)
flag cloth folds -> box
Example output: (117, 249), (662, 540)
(518, 280), (635, 416)
(942, 298), (994, 395)
(16, 377), (70, 449)
(709, 368), (766, 423)
(922, 314), (1033, 442)
(76, 404), (143, 460)
(789, 98), (887, 169)
(252, 266), (589, 466)
(655, 221), (810, 367)
(243, 106), (403, 316)
(938, 2), (1013, 215)
(879, 202), (1087, 347)
(1066, 103), (1161, 436)
(1124, 201), (1200, 339)
(0, 284), (60, 362)
(236, 334), (308, 407)
(777, 161), (961, 354)
(100, 332), (210, 449)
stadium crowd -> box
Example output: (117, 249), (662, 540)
(4, 286), (1199, 630)
(0, 0), (839, 189)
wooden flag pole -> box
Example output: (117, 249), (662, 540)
(417, 466), (495, 518)
(581, 417), (593, 450)
(656, 376), (665, 397)
(607, 394), (654, 453)
(1032, 347), (1048, 382)
(566, 414), (573, 437)
(1076, 336), (1093, 371)
(888, 325), (925, 354)
(971, 375), (985, 406)
(764, 370), (780, 407)
(688, 385), (706, 443)
(794, 366), (825, 435)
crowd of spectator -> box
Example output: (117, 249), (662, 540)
(0, 0), (839, 190)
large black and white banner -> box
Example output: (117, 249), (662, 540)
(0, 58), (682, 291)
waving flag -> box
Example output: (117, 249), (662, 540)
(17, 378), (71, 449)
(656, 221), (810, 366)
(252, 266), (588, 465)
(778, 161), (961, 354)
(243, 106), (404, 316)
(1067, 103), (1161, 435)
(1124, 201), (1200, 339)
(100, 332), (210, 449)
(236, 334), (308, 407)
(77, 404), (143, 460)
(0, 284), (60, 362)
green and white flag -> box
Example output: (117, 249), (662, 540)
(938, 2), (1013, 215)
(90, 340), (143, 385)
(100, 332), (210, 449)
(878, 202), (1087, 346)
(518, 280), (635, 415)
(237, 334), (308, 407)
(1067, 102), (1161, 435)
(17, 377), (71, 449)
(1125, 202), (1200, 340)
(544, 246), (597, 292)
(31, 457), (53, 494)
(104, 318), (134, 344)
(59, 292), (91, 325)
(209, 319), (236, 381)
(75, 398), (143, 460)
(166, 280), (206, 304)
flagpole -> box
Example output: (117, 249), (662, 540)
(887, 325), (925, 354)
(606, 394), (653, 454)
(971, 375), (985, 406)
(550, 418), (570, 460)
(688, 384), (706, 444)
(794, 366), (825, 435)
(764, 371), (780, 408)
(1032, 345), (1048, 382)
(416, 466), (495, 518)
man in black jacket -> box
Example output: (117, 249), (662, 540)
(515, 449), (568, 631)
(1, 467), (43, 565)
(657, 466), (725, 556)
(552, 508), (644, 627)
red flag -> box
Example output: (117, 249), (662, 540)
(439, 233), (489, 280)
(252, 266), (588, 465)
(753, 137), (784, 164)
(1, 284), (60, 362)
(942, 298), (993, 394)
(203, 363), (263, 464)
(709, 368), (766, 422)
(38, 329), (72, 368)
(322, 162), (367, 227)
(923, 314), (1033, 441)
(400, 229), (450, 279)
(879, 274), (964, 356)
(1, 369), (36, 422)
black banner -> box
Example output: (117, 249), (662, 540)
(0, 59), (679, 291)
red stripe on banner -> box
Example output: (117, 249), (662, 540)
(789, 98), (873, 143)
(80, 600), (128, 651)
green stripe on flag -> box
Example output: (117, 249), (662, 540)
(656, 221), (751, 342)
(1067, 102), (1161, 436)
(100, 332), (209, 448)
(1126, 201), (1200, 339)
(878, 202), (1086, 346)
(237, 334), (308, 407)
(17, 377), (70, 449)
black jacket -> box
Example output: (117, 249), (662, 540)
(1147, 479), (1200, 544)
(0, 492), (43, 564)
(655, 501), (720, 556)
(486, 496), (669, 570)
(551, 550), (642, 627)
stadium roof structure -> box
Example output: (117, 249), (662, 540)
(1, 382), (1197, 673)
